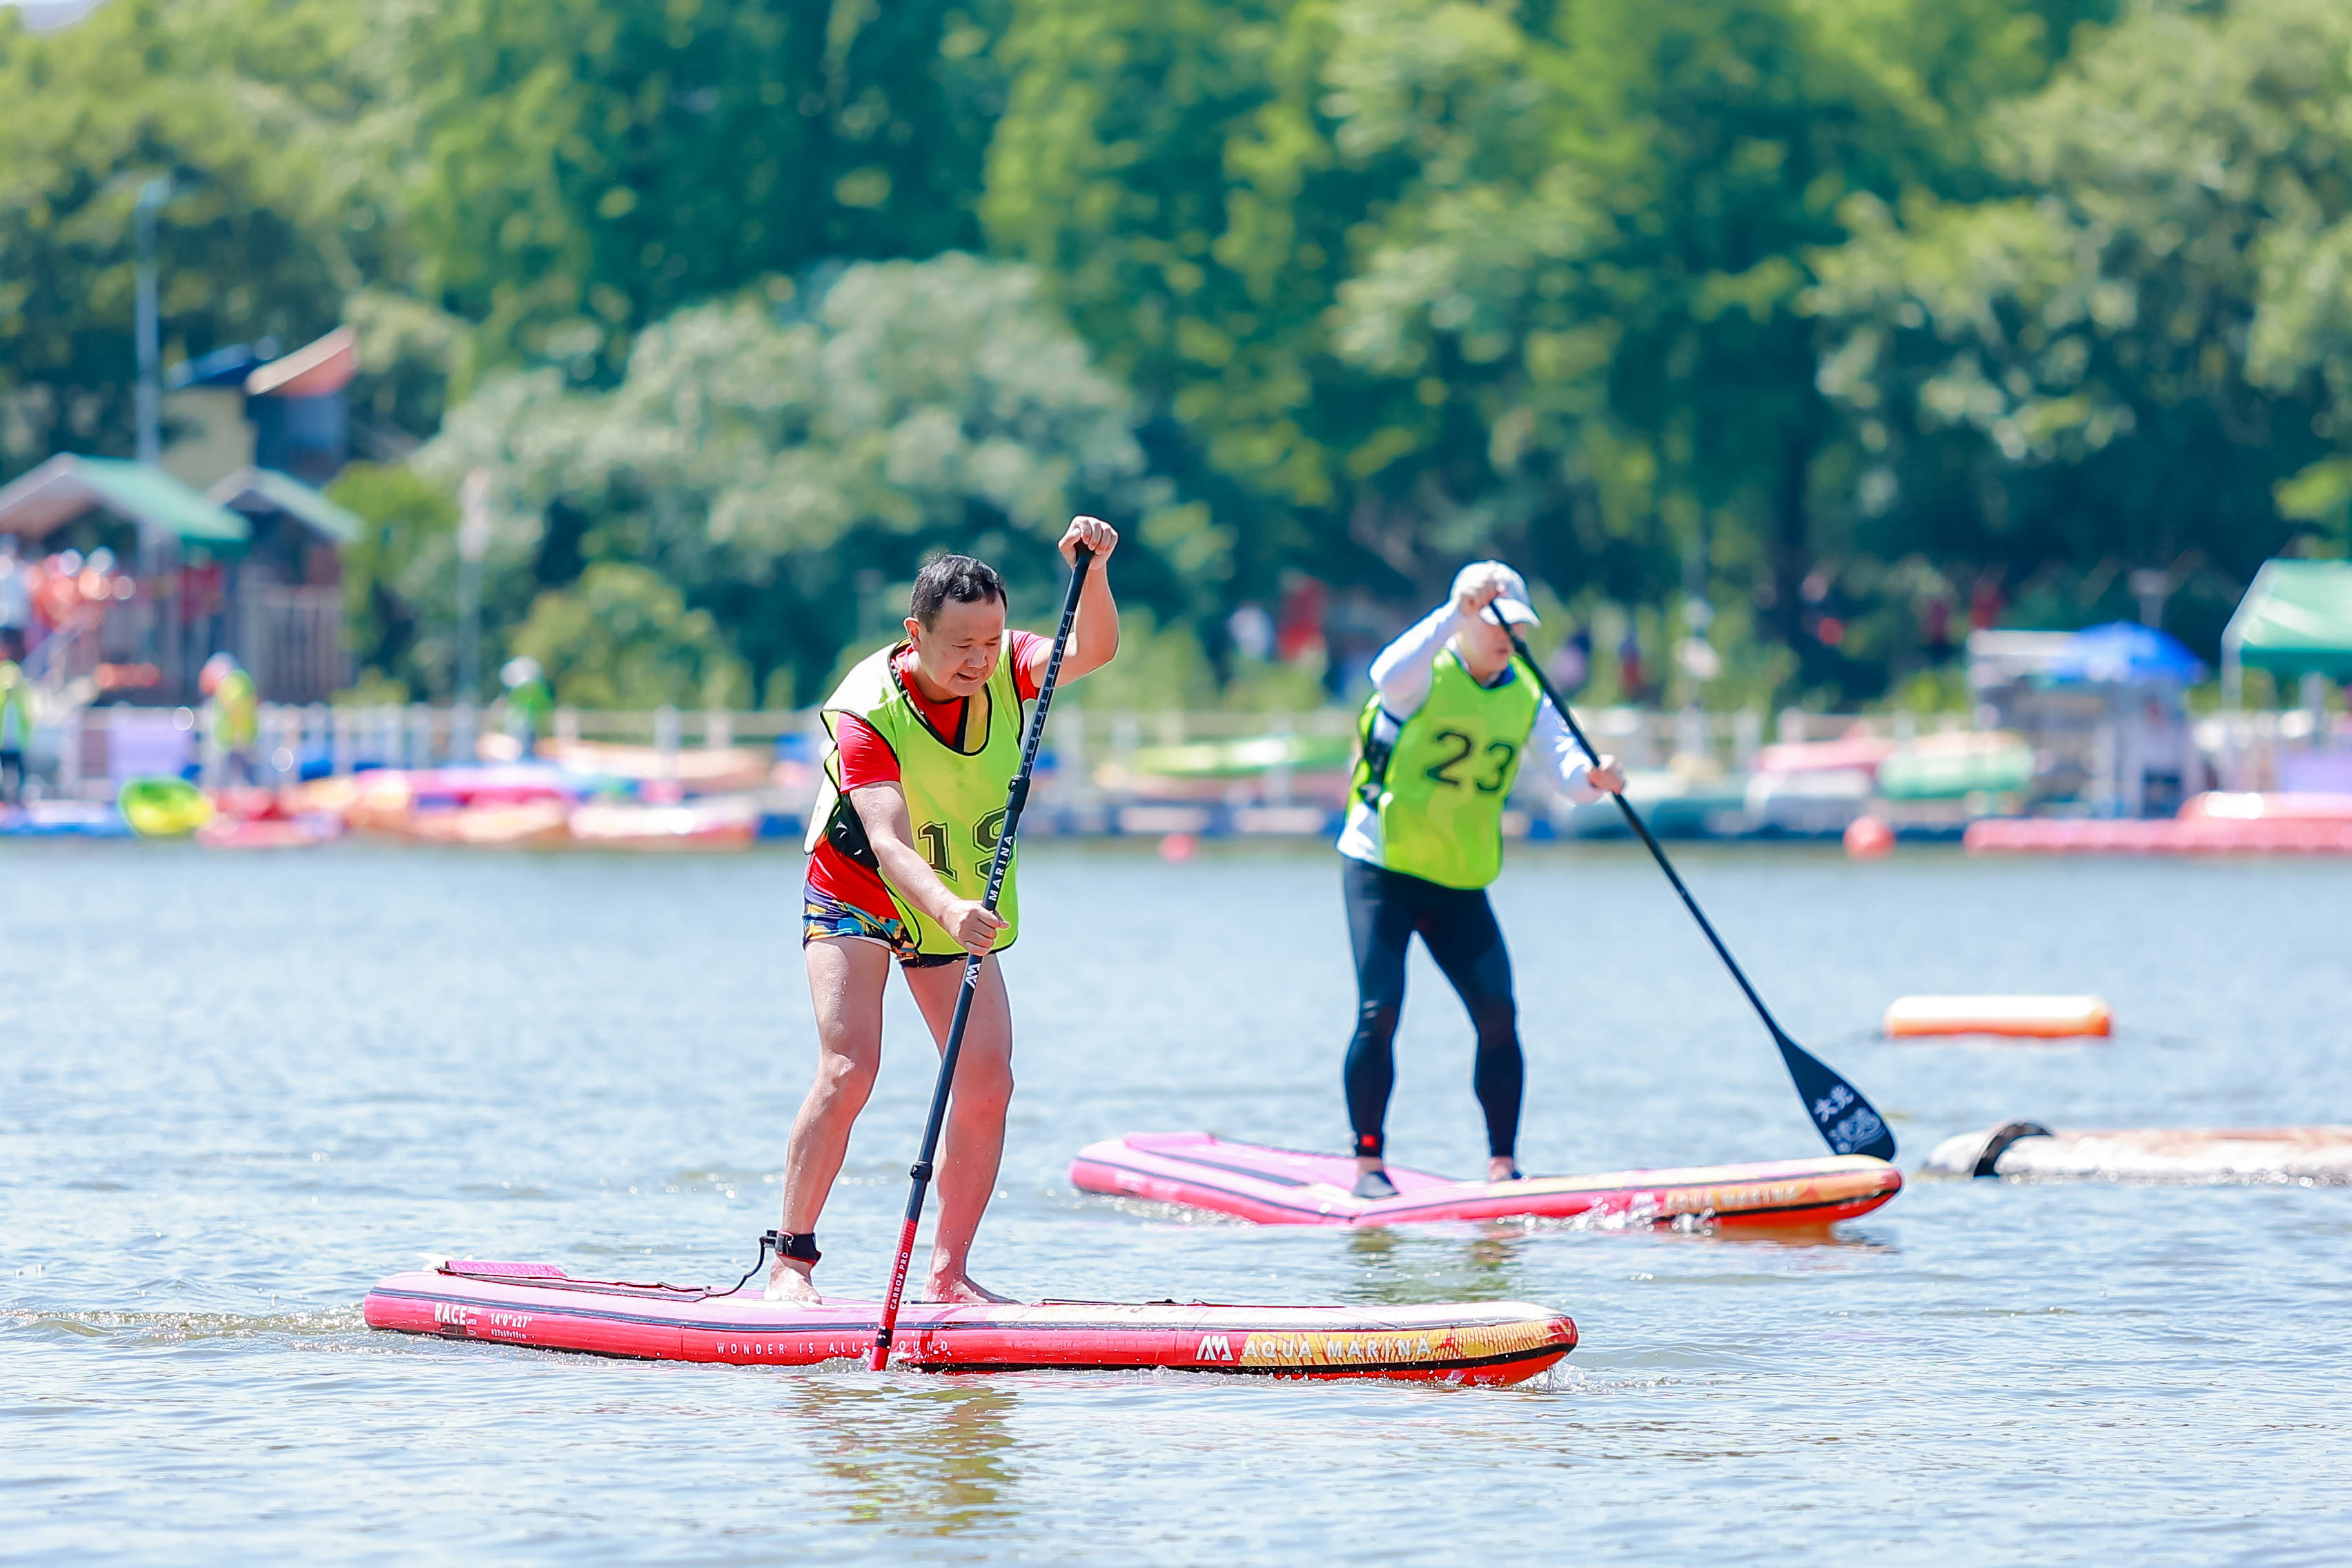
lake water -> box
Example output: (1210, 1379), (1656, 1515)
(4, 839), (2349, 1565)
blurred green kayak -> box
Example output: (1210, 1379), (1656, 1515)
(1876, 733), (2034, 801)
(1118, 733), (1355, 780)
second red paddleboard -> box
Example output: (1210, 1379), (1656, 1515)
(1071, 1132), (1901, 1228)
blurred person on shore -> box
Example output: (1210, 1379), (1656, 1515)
(0, 539), (31, 654)
(1616, 627), (1645, 703)
(199, 652), (259, 786)
(0, 631), (32, 805)
(767, 517), (1120, 1306)
(1339, 562), (1625, 1199)
(32, 550), (87, 653)
(501, 656), (553, 756)
(1551, 625), (1591, 693)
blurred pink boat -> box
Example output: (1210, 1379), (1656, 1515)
(1966, 805), (2352, 854)
(2177, 791), (2352, 821)
(538, 739), (770, 793)
(565, 796), (758, 852)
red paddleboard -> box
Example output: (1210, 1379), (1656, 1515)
(363, 1259), (1576, 1384)
(1072, 1133), (1901, 1229)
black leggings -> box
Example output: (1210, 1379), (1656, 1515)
(1342, 856), (1522, 1162)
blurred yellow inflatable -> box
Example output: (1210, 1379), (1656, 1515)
(117, 778), (215, 839)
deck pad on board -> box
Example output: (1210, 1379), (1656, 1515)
(1070, 1132), (1901, 1228)
(363, 1262), (1574, 1384)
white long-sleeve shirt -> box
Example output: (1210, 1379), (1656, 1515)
(1337, 603), (1601, 866)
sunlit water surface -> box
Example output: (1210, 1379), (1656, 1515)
(4, 839), (2349, 1565)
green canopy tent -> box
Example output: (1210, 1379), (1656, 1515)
(0, 454), (251, 554)
(2222, 560), (2352, 700)
(0, 455), (253, 700)
(206, 466), (361, 547)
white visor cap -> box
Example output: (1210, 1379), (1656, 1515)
(1451, 560), (1540, 627)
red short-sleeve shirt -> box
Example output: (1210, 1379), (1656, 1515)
(807, 633), (1048, 921)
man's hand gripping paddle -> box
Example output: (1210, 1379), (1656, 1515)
(1491, 607), (1897, 1162)
(870, 548), (1094, 1371)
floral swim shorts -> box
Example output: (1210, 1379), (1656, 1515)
(800, 882), (965, 968)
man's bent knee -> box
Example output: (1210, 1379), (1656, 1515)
(806, 1054), (878, 1110)
(954, 1061), (1015, 1117)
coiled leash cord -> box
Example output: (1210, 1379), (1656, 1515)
(727, 1229), (823, 1296)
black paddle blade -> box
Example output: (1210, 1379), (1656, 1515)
(1774, 1030), (1897, 1162)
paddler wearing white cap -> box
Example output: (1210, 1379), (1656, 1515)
(1339, 561), (1625, 1199)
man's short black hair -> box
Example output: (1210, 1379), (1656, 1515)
(910, 553), (1008, 628)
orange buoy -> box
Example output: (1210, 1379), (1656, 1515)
(1843, 815), (1896, 859)
(1883, 994), (2111, 1040)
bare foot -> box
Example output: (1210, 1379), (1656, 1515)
(763, 1260), (821, 1305)
(923, 1272), (1019, 1305)
(1487, 1157), (1521, 1184)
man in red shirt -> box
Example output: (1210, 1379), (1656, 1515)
(767, 516), (1119, 1306)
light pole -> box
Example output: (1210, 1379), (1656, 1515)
(133, 177), (168, 464)
(450, 468), (490, 764)
(456, 467), (490, 701)
(133, 177), (172, 683)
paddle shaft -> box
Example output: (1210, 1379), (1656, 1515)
(1507, 637), (1782, 1030)
(1490, 608), (1895, 1161)
(870, 548), (1094, 1371)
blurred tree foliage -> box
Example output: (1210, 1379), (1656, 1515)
(984, 0), (1423, 609)
(404, 0), (1007, 382)
(0, 0), (1003, 469)
(983, 0), (2119, 702)
(1812, 0), (2352, 657)
(0, 0), (458, 470)
(0, 1), (353, 474)
(324, 459), (455, 694)
(413, 254), (1211, 703)
(507, 562), (749, 709)
(1322, 0), (2119, 693)
(12, 0), (2352, 708)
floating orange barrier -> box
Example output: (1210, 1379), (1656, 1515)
(1883, 994), (2111, 1039)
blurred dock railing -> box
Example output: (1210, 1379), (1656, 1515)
(32, 701), (2346, 832)
(28, 699), (2017, 793)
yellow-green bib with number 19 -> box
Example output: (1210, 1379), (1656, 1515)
(1356, 647), (1540, 890)
(807, 643), (1024, 957)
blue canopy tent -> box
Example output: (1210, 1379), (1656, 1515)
(1967, 620), (2204, 818)
(2040, 622), (2207, 687)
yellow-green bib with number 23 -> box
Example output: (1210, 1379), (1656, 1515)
(810, 643), (1023, 957)
(1366, 647), (1540, 890)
